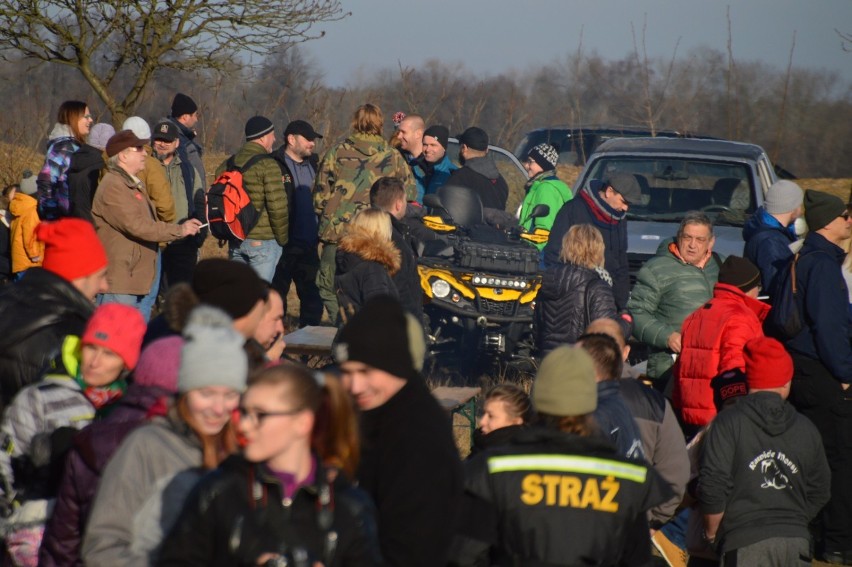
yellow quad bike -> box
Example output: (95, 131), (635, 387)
(418, 187), (550, 370)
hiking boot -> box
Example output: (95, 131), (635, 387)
(652, 530), (688, 567)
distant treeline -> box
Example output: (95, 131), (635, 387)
(1, 46), (850, 179)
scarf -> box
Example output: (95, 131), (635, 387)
(580, 185), (626, 226)
(74, 372), (127, 412)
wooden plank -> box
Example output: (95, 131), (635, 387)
(431, 386), (481, 412)
(283, 325), (337, 356)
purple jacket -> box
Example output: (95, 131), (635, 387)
(38, 384), (172, 567)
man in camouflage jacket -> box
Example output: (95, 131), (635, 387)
(312, 103), (416, 320)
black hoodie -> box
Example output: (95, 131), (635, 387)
(699, 391), (831, 552)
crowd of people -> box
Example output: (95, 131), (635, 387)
(0, 93), (849, 567)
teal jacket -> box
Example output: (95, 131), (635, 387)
(628, 239), (723, 379)
(518, 173), (572, 250)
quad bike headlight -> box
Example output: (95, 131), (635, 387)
(431, 278), (451, 298)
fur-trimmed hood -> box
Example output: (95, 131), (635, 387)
(337, 225), (401, 275)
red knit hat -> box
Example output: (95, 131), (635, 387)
(744, 336), (793, 390)
(82, 304), (147, 370)
(37, 219), (108, 282)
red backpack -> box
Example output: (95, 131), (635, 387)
(206, 154), (270, 244)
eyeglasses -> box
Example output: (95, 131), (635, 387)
(841, 212), (851, 221)
(237, 406), (303, 426)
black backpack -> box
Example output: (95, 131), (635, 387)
(206, 154), (270, 244)
(764, 252), (804, 340)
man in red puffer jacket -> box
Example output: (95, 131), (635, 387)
(673, 256), (769, 435)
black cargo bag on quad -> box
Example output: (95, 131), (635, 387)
(454, 235), (540, 274)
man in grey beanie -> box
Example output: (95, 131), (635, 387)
(742, 179), (804, 294)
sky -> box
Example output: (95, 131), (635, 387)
(303, 0), (852, 88)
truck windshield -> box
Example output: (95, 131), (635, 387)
(585, 157), (755, 226)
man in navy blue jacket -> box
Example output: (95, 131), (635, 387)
(742, 179), (803, 295)
(784, 189), (852, 564)
(271, 120), (324, 327)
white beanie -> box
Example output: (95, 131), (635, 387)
(122, 116), (152, 141)
(179, 305), (248, 393)
(764, 180), (804, 215)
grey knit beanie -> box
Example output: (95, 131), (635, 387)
(179, 305), (248, 393)
(764, 180), (803, 215)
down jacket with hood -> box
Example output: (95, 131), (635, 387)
(543, 184), (631, 310)
(445, 155), (509, 211)
(628, 239), (722, 380)
(699, 392), (831, 554)
(9, 192), (44, 273)
(335, 225), (401, 322)
(673, 283), (770, 427)
(39, 383), (172, 567)
(314, 132), (416, 243)
(535, 262), (619, 355)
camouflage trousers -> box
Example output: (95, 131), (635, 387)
(317, 243), (339, 323)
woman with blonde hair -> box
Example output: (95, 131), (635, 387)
(334, 208), (400, 323)
(158, 363), (381, 566)
(534, 223), (621, 355)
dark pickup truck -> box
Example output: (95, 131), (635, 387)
(572, 137), (780, 280)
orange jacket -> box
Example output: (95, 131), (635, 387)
(9, 193), (44, 273)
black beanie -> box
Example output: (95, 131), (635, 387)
(423, 125), (449, 149)
(171, 93), (197, 118)
(334, 295), (425, 382)
(711, 368), (748, 412)
(191, 259), (269, 319)
(527, 143), (559, 171)
(245, 115), (274, 141)
(718, 256), (761, 292)
(804, 189), (847, 232)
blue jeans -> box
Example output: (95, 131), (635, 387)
(229, 238), (282, 283)
(138, 250), (161, 321)
(96, 293), (148, 321)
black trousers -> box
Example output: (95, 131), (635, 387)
(162, 238), (199, 291)
(272, 241), (323, 327)
(789, 353), (852, 553)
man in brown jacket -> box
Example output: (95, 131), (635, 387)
(92, 130), (201, 321)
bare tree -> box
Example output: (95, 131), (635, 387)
(0, 0), (349, 122)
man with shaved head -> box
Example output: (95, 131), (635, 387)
(397, 114), (427, 203)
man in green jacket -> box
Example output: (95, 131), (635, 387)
(518, 143), (572, 250)
(216, 116), (289, 282)
(628, 212), (722, 382)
